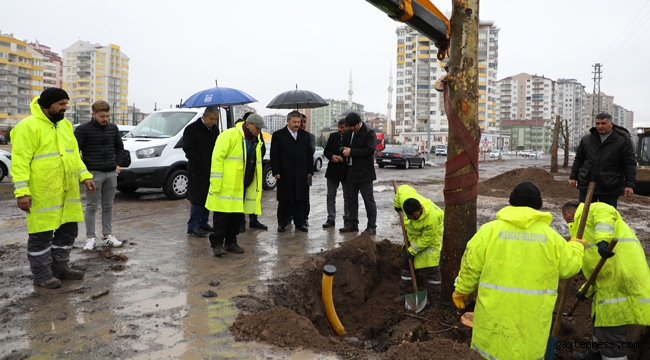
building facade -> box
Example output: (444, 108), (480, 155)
(394, 20), (500, 152)
(263, 113), (287, 133)
(0, 32), (44, 127)
(556, 78), (586, 150)
(500, 119), (553, 153)
(584, 92), (614, 130)
(27, 41), (62, 90)
(310, 99), (364, 133)
(62, 40), (129, 124)
(612, 104), (633, 130)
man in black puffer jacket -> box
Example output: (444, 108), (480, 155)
(569, 113), (636, 208)
(75, 101), (125, 250)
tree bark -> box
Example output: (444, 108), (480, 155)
(562, 121), (570, 168)
(440, 0), (480, 301)
(551, 115), (560, 173)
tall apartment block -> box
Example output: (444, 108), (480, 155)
(612, 104), (633, 130)
(310, 99), (364, 133)
(28, 41), (62, 90)
(394, 20), (499, 151)
(62, 40), (129, 124)
(556, 78), (586, 149)
(584, 92), (615, 131)
(263, 114), (288, 133)
(0, 32), (44, 127)
(497, 73), (557, 150)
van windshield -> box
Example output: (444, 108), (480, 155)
(128, 111), (197, 138)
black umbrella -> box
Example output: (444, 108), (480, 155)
(267, 85), (328, 109)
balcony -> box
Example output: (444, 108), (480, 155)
(77, 52), (91, 60)
(77, 70), (91, 76)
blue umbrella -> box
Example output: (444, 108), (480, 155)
(180, 86), (257, 108)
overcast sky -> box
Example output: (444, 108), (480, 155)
(3, 0), (649, 126)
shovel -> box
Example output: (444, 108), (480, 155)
(393, 180), (427, 313)
(545, 182), (595, 360)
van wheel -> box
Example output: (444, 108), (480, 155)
(314, 158), (322, 172)
(116, 185), (139, 193)
(163, 169), (188, 200)
(262, 163), (277, 190)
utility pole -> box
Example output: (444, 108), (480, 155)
(440, 0), (480, 300)
(591, 63), (602, 126)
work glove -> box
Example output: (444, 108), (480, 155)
(575, 290), (588, 302)
(402, 250), (415, 265)
(452, 291), (470, 309)
(597, 241), (615, 259)
(569, 237), (586, 249)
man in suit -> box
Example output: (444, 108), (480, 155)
(270, 110), (314, 233)
(339, 112), (377, 235)
(322, 118), (349, 228)
(182, 106), (219, 237)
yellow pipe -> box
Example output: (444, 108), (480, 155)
(321, 265), (346, 336)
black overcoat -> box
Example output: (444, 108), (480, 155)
(182, 118), (219, 206)
(270, 126), (314, 202)
(324, 131), (347, 182)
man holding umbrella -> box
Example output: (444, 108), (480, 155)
(271, 110), (313, 233)
(205, 114), (266, 256)
(183, 106), (220, 237)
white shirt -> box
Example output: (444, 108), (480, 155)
(287, 127), (297, 140)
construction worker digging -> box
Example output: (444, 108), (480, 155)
(392, 184), (444, 307)
(453, 182), (585, 360)
(561, 200), (650, 360)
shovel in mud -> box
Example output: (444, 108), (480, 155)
(393, 180), (427, 313)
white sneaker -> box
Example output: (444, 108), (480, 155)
(101, 235), (123, 248)
(83, 238), (96, 251)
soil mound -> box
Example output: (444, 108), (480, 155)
(479, 167), (650, 207)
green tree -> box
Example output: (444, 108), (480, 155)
(316, 134), (327, 148)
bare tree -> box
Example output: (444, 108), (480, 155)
(562, 121), (570, 168)
(551, 115), (561, 173)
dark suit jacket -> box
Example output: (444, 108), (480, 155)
(342, 122), (376, 183)
(324, 131), (346, 182)
(182, 118), (219, 206)
(270, 126), (314, 202)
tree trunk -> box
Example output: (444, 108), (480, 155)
(562, 121), (570, 168)
(440, 0), (480, 302)
(551, 115), (560, 173)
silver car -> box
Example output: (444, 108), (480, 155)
(0, 149), (11, 182)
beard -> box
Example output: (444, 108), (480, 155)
(48, 109), (65, 122)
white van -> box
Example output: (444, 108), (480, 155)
(119, 107), (275, 199)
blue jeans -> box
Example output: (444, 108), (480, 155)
(188, 205), (210, 231)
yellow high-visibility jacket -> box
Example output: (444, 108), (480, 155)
(11, 97), (92, 234)
(569, 202), (650, 327)
(205, 123), (262, 214)
(392, 185), (444, 269)
(455, 206), (584, 360)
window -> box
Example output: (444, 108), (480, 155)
(416, 85), (429, 90)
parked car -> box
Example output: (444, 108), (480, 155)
(0, 149), (11, 182)
(435, 144), (447, 156)
(489, 150), (502, 159)
(376, 146), (425, 169)
(314, 146), (324, 171)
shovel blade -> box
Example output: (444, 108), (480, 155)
(545, 335), (558, 360)
(405, 290), (428, 313)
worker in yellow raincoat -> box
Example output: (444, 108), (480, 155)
(562, 200), (650, 360)
(11, 88), (95, 289)
(453, 182), (585, 360)
(393, 184), (444, 303)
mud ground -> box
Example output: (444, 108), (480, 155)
(1, 155), (650, 359)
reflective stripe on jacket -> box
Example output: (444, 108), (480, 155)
(11, 97), (92, 233)
(569, 202), (650, 327)
(392, 185), (443, 269)
(455, 206), (584, 360)
(205, 123), (262, 214)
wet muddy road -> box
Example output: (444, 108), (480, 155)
(1, 156), (648, 359)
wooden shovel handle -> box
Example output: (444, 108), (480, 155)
(551, 182), (595, 337)
(565, 239), (618, 316)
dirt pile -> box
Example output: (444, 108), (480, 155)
(478, 167), (650, 207)
(230, 234), (480, 359)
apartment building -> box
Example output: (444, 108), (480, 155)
(62, 40), (129, 124)
(310, 99), (364, 133)
(612, 104), (633, 130)
(394, 20), (500, 152)
(556, 78), (586, 149)
(0, 32), (44, 127)
(27, 41), (62, 90)
(584, 92), (614, 130)
(500, 119), (553, 153)
(263, 113), (287, 133)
